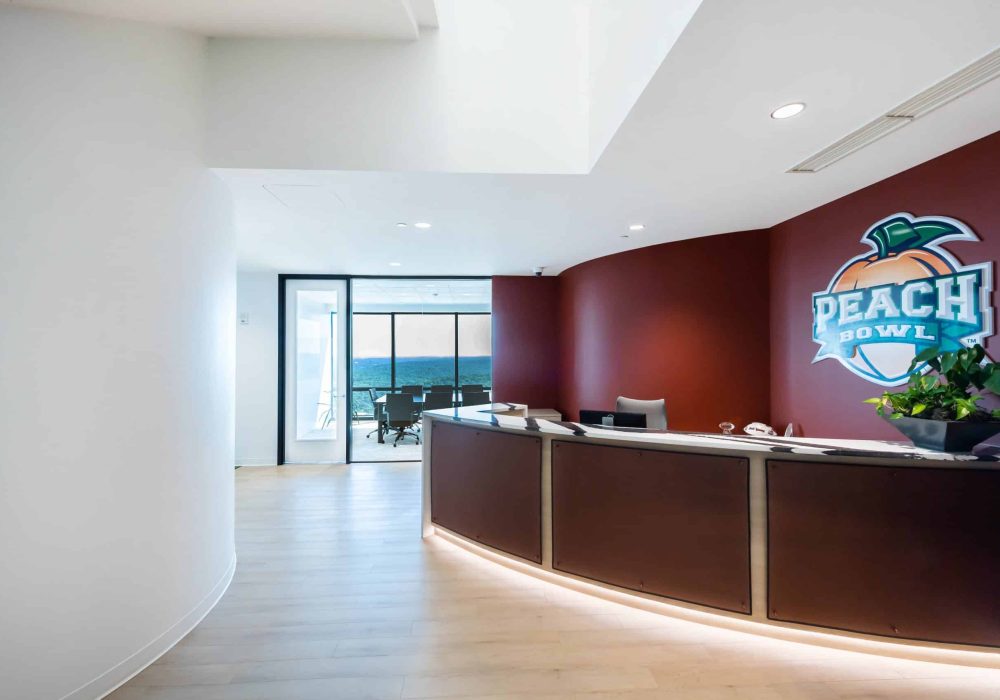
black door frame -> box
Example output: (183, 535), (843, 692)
(277, 274), (491, 465)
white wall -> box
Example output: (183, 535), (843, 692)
(207, 0), (590, 174)
(236, 271), (279, 465)
(0, 7), (236, 699)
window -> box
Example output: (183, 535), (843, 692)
(394, 314), (456, 389)
(458, 314), (492, 388)
(351, 314), (391, 417)
(349, 279), (492, 427)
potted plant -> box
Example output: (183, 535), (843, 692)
(865, 344), (1000, 452)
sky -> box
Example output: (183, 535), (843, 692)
(353, 313), (491, 358)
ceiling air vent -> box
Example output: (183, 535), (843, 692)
(789, 46), (1000, 173)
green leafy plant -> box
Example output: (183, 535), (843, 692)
(865, 344), (1000, 422)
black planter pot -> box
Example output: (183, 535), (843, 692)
(884, 415), (1000, 452)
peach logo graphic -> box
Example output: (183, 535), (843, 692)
(812, 213), (993, 386)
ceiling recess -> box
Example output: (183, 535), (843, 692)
(789, 46), (1000, 173)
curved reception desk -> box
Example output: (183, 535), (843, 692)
(421, 404), (1000, 657)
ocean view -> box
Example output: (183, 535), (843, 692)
(352, 355), (492, 415)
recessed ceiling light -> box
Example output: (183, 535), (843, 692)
(389, 262), (402, 267)
(414, 222), (432, 229)
(395, 222), (407, 228)
(771, 102), (806, 119)
(628, 223), (645, 231)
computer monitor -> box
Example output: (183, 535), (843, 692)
(578, 409), (647, 428)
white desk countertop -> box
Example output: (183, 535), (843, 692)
(422, 403), (999, 464)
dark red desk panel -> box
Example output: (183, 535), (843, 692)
(430, 421), (542, 563)
(552, 441), (751, 613)
(768, 459), (1000, 646)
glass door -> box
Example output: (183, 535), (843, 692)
(283, 279), (348, 463)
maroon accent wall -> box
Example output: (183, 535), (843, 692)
(492, 276), (562, 410)
(492, 132), (1000, 439)
(770, 132), (1000, 439)
(557, 231), (771, 430)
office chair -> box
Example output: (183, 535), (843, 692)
(416, 391), (453, 432)
(422, 391), (453, 411)
(430, 384), (453, 394)
(460, 384), (484, 394)
(616, 396), (668, 430)
(461, 390), (490, 407)
(400, 385), (423, 396)
(385, 393), (421, 447)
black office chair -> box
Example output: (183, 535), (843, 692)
(430, 384), (453, 394)
(422, 392), (453, 411)
(460, 384), (484, 394)
(365, 387), (383, 439)
(415, 391), (453, 432)
(385, 393), (420, 447)
(400, 385), (423, 396)
(461, 390), (490, 407)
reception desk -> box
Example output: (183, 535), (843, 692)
(421, 403), (1000, 655)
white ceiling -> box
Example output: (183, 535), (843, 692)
(220, 0), (1000, 276)
(12, 0), (438, 38)
(204, 0), (700, 175)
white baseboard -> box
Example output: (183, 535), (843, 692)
(60, 552), (237, 700)
(235, 458), (276, 467)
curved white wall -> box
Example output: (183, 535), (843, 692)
(0, 8), (236, 699)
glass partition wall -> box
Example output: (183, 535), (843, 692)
(353, 312), (491, 417)
(350, 279), (492, 462)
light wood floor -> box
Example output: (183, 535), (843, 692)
(111, 464), (1000, 699)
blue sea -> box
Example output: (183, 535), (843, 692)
(352, 356), (491, 415)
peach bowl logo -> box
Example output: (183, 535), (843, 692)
(812, 213), (993, 386)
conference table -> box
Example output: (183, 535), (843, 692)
(372, 390), (487, 443)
